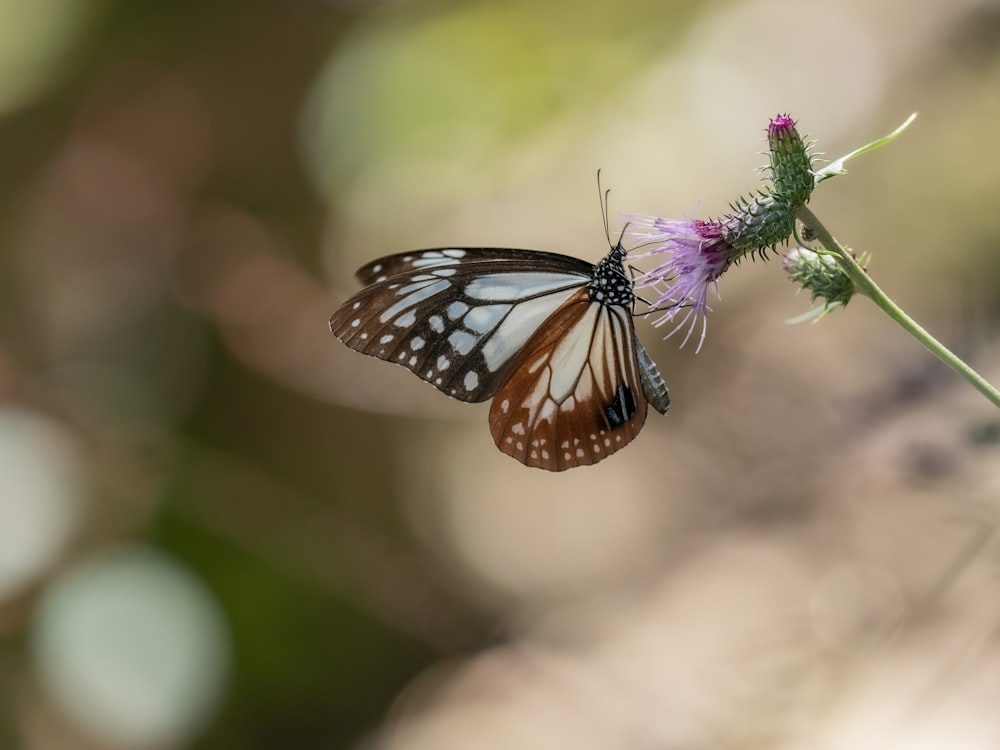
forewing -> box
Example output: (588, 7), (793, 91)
(330, 252), (592, 402)
(489, 290), (649, 471)
(354, 247), (595, 285)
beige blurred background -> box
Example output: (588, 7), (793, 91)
(0, 0), (999, 748)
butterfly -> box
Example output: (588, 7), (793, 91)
(329, 237), (669, 471)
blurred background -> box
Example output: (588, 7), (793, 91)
(1, 0), (999, 748)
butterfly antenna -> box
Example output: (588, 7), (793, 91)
(596, 169), (614, 249)
(616, 221), (630, 252)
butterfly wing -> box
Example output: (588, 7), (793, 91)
(353, 247), (595, 285)
(330, 248), (595, 402)
(488, 288), (650, 471)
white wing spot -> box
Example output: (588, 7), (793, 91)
(443, 249), (466, 258)
(428, 315), (445, 333)
(542, 450), (549, 460)
(530, 450), (538, 459)
(561, 440), (570, 449)
(437, 355), (450, 371)
(448, 330), (476, 355)
(539, 401), (556, 421)
(410, 336), (425, 350)
(447, 301), (469, 320)
(506, 436), (514, 444)
(395, 310), (417, 327)
(435, 378), (442, 385)
(359, 333), (368, 340)
(516, 441), (523, 451)
(371, 264), (383, 274)
(378, 280), (450, 323)
(576, 448), (585, 458)
(434, 268), (457, 277)
(376, 275), (387, 282)
(352, 301), (361, 310)
(409, 356), (418, 366)
(396, 279), (440, 295)
(500, 399), (509, 413)
(564, 452), (572, 461)
(512, 422), (525, 435)
(465, 273), (583, 301)
(380, 334), (394, 344)
(464, 304), (511, 334)
(397, 352), (406, 360)
(463, 371), (479, 391)
(593, 444), (600, 452)
(604, 437), (611, 447)
(413, 258), (460, 269)
(351, 318), (360, 327)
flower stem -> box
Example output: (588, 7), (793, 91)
(795, 205), (1000, 410)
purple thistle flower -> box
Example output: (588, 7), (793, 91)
(630, 217), (736, 352)
(631, 113), (815, 351)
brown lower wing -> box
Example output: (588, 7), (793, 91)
(488, 290), (648, 471)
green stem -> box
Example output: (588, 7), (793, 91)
(795, 204), (1000, 410)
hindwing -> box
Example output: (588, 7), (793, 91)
(488, 289), (649, 471)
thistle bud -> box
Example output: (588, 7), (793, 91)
(782, 247), (856, 310)
(768, 114), (815, 206)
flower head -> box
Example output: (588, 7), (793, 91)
(630, 217), (736, 351)
(631, 113), (817, 351)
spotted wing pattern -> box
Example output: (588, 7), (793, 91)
(330, 246), (670, 470)
(330, 249), (594, 402)
(488, 288), (649, 471)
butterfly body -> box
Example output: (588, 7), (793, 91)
(330, 245), (668, 471)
